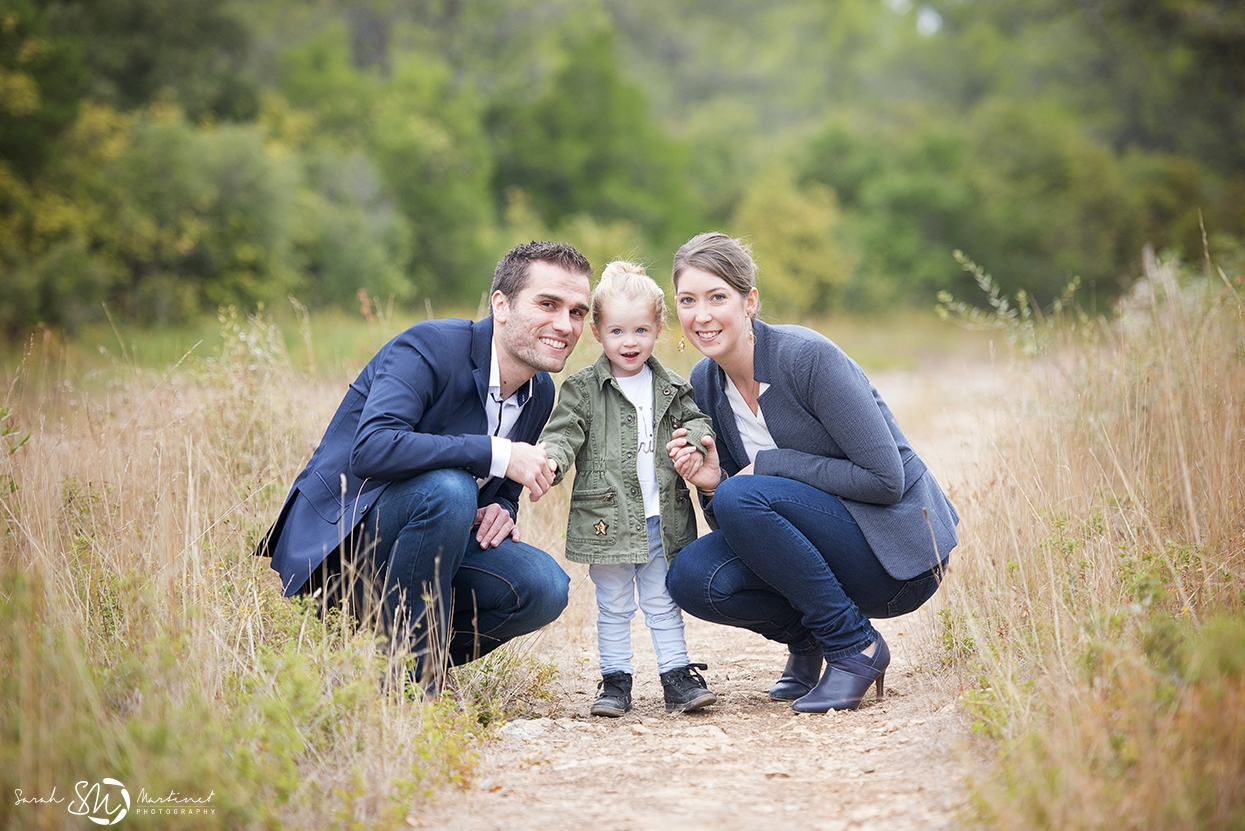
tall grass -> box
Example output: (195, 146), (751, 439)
(0, 309), (559, 830)
(939, 251), (1245, 828)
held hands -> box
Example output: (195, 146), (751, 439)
(507, 440), (556, 501)
(666, 428), (721, 493)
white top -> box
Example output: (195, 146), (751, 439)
(480, 339), (533, 487)
(614, 364), (660, 518)
(724, 374), (777, 464)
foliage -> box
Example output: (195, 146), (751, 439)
(731, 164), (855, 316)
(943, 252), (1245, 828)
(0, 313), (575, 828)
(2, 0), (1244, 341)
(485, 20), (701, 253)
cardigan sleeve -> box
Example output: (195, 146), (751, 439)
(752, 341), (905, 505)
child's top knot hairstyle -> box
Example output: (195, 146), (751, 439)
(591, 261), (668, 329)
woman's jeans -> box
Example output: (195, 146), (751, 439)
(589, 516), (690, 676)
(666, 475), (942, 662)
(305, 469), (569, 669)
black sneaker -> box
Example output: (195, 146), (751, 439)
(660, 663), (718, 713)
(590, 672), (633, 717)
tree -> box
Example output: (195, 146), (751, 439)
(732, 165), (855, 316)
(486, 21), (701, 249)
(40, 0), (258, 121)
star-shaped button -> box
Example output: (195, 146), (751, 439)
(593, 520), (608, 535)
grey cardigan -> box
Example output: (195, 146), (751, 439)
(691, 319), (959, 581)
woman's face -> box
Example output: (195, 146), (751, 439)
(674, 266), (758, 362)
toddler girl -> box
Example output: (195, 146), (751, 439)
(538, 261), (718, 716)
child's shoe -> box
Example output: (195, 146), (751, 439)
(590, 671), (633, 717)
(660, 663), (718, 713)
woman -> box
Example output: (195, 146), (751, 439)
(665, 232), (959, 713)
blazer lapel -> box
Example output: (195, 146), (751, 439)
(471, 317), (492, 413)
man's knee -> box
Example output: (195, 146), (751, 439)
(381, 468), (478, 528)
(526, 556), (570, 627)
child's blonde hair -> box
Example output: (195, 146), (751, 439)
(591, 261), (668, 329)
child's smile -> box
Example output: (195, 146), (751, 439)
(593, 300), (662, 378)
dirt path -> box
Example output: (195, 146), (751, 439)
(414, 357), (1001, 831)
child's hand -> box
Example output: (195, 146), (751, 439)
(681, 449), (705, 479)
(528, 458), (559, 502)
(668, 428), (720, 491)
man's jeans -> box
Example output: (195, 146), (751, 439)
(666, 475), (941, 661)
(311, 469), (569, 668)
(589, 515), (690, 676)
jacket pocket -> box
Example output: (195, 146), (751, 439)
(567, 491), (620, 545)
(306, 471), (349, 524)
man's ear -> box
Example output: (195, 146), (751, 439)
(491, 289), (508, 323)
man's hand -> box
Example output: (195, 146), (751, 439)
(506, 441), (556, 500)
(528, 458), (559, 502)
(474, 503), (519, 548)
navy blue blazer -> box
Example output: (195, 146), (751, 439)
(692, 319), (959, 581)
(257, 316), (556, 595)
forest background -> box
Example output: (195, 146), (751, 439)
(4, 2), (1245, 828)
(3, 0), (1244, 335)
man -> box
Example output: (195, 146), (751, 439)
(257, 241), (593, 690)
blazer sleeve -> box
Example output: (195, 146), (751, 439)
(753, 345), (904, 505)
(538, 374), (590, 488)
(350, 330), (493, 481)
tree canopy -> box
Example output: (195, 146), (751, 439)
(1, 0), (1241, 333)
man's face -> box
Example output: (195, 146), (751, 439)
(492, 260), (591, 375)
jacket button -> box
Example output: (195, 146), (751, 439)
(635, 524), (642, 531)
(630, 487), (637, 495)
(663, 388), (671, 395)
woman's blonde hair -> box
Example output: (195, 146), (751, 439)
(591, 260), (668, 328)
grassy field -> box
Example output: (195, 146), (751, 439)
(940, 255), (1245, 828)
(2, 264), (1242, 828)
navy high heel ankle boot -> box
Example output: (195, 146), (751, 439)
(768, 650), (824, 701)
(791, 635), (890, 713)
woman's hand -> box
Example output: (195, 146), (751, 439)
(667, 428), (721, 492)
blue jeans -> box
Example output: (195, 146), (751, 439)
(666, 475), (941, 661)
(589, 515), (690, 676)
(319, 469), (569, 666)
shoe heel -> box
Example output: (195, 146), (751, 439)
(875, 671), (885, 700)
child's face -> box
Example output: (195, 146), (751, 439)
(591, 299), (662, 378)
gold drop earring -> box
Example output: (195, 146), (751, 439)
(747, 317), (756, 346)
(677, 336), (686, 353)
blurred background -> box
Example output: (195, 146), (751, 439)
(2, 0), (1242, 339)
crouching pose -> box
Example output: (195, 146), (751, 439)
(256, 242), (593, 693)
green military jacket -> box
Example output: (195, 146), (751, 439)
(539, 354), (714, 565)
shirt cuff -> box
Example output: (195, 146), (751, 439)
(489, 436), (513, 480)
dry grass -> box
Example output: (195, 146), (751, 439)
(938, 253), (1245, 829)
(0, 310), (565, 829)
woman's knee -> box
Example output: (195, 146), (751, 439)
(709, 474), (754, 516)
